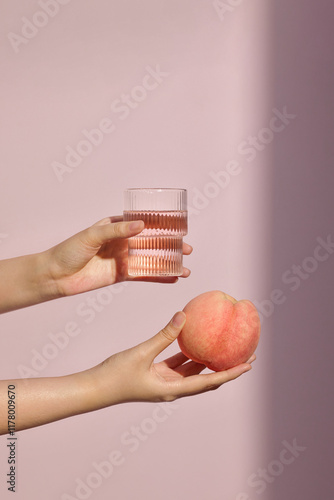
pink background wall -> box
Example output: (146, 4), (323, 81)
(0, 1), (332, 499)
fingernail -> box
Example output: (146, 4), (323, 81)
(129, 221), (144, 232)
(172, 311), (186, 327)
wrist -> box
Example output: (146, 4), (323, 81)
(80, 361), (129, 411)
(72, 366), (118, 414)
(0, 251), (63, 314)
(33, 250), (64, 303)
(64, 370), (104, 416)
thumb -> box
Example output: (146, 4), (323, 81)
(83, 219), (145, 248)
(142, 311), (186, 362)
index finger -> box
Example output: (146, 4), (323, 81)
(85, 220), (145, 248)
(94, 216), (124, 226)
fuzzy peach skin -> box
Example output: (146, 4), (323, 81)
(177, 291), (261, 371)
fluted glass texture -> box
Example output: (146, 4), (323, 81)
(124, 189), (188, 276)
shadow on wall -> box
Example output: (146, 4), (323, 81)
(271, 1), (334, 500)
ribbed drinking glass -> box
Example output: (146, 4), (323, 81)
(123, 188), (188, 276)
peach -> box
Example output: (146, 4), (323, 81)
(177, 291), (261, 371)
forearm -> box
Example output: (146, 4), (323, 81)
(0, 252), (59, 314)
(0, 371), (99, 434)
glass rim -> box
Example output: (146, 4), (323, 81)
(124, 188), (187, 211)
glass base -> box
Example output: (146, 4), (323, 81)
(127, 236), (183, 277)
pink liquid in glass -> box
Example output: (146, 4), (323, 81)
(123, 210), (188, 276)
